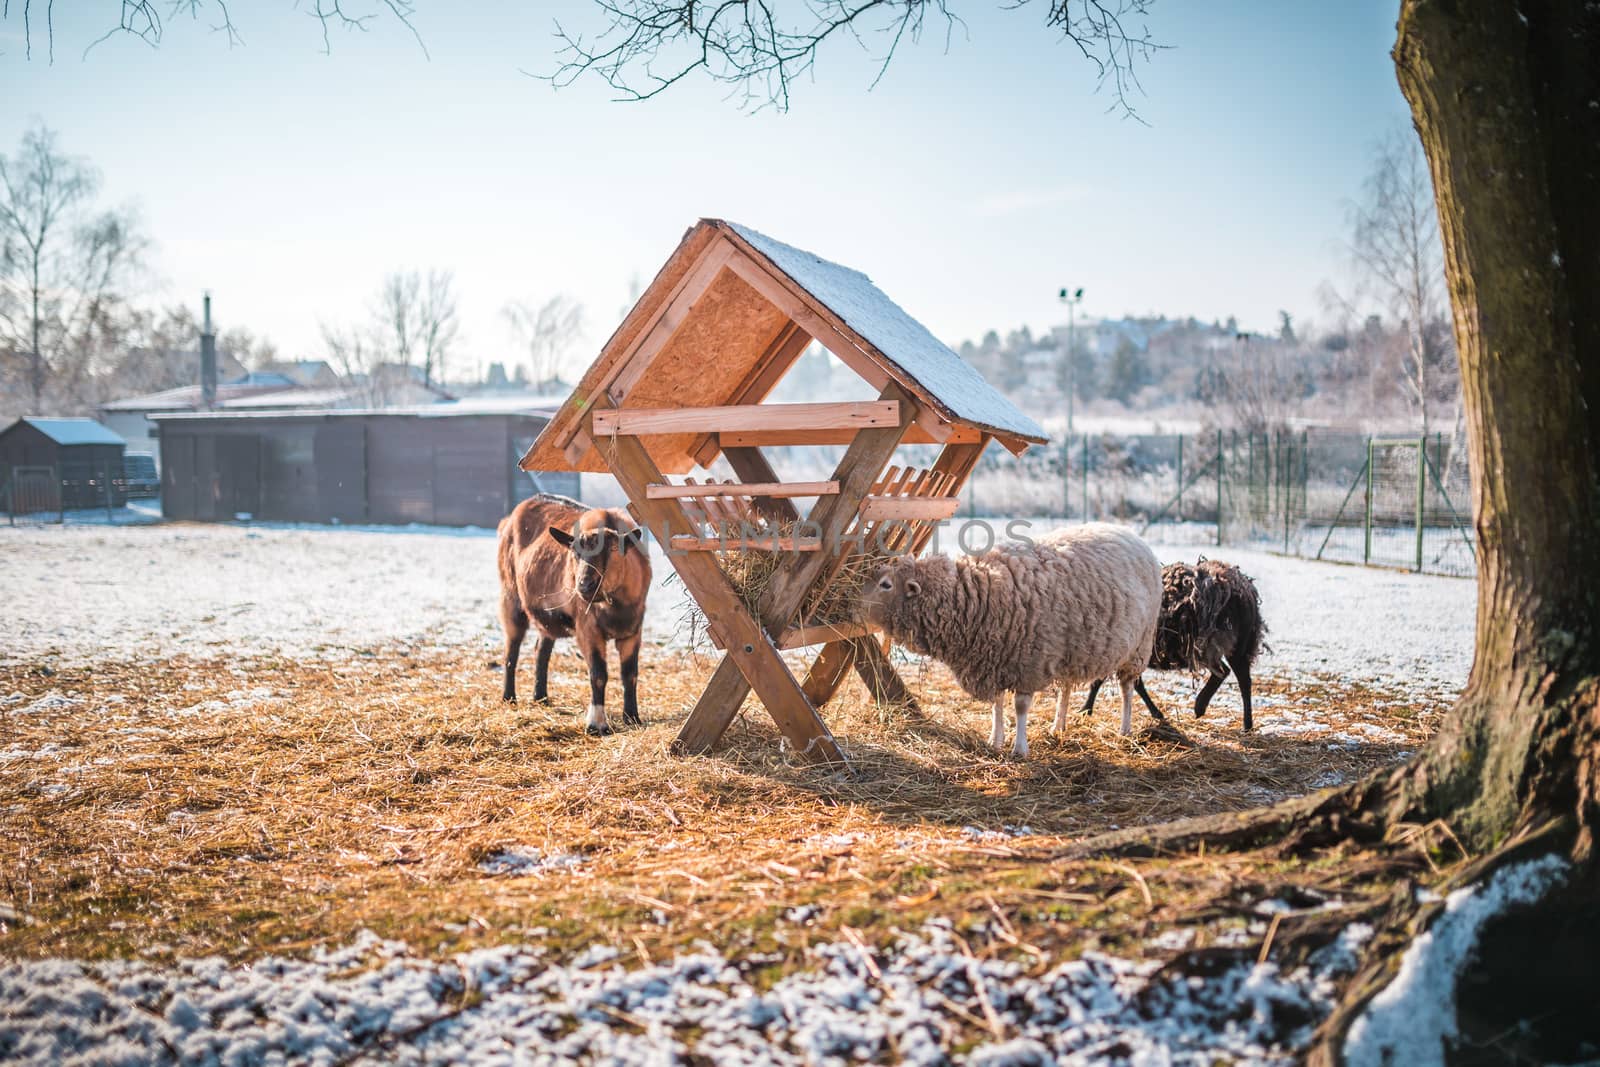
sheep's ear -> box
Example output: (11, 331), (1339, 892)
(905, 579), (922, 599)
(548, 525), (576, 549)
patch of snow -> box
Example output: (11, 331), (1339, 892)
(960, 825), (1036, 842)
(8, 691), (80, 715)
(1344, 854), (1568, 1066)
(477, 847), (585, 877)
(0, 921), (1374, 1066)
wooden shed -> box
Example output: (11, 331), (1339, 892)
(155, 404), (575, 527)
(521, 218), (1047, 766)
(0, 417), (127, 511)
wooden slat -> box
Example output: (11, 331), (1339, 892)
(592, 401), (899, 437)
(716, 425), (981, 448)
(670, 535), (821, 552)
(777, 620), (879, 650)
(689, 321), (815, 468)
(646, 480), (839, 499)
(858, 496), (962, 522)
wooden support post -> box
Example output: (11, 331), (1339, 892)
(595, 428), (847, 764)
(672, 383), (916, 756)
(722, 446), (801, 524)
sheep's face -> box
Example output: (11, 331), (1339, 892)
(860, 562), (922, 628)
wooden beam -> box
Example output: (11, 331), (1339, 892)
(593, 425), (846, 764)
(647, 480), (838, 499)
(673, 382), (916, 756)
(670, 535), (820, 552)
(777, 620), (879, 650)
(800, 639), (859, 708)
(715, 424), (981, 449)
(858, 496), (962, 522)
(593, 401), (898, 437)
(851, 636), (919, 710)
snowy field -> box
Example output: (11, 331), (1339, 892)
(0, 517), (1483, 1065)
(0, 518), (1475, 700)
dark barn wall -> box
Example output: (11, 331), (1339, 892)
(158, 413), (558, 527)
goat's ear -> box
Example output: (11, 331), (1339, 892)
(548, 525), (576, 549)
(905, 579), (922, 599)
(621, 527), (645, 555)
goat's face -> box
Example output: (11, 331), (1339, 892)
(548, 517), (645, 602)
(860, 561), (922, 628)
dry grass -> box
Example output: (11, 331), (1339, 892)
(0, 646), (1451, 972)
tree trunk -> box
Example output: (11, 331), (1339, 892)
(1298, 3), (1600, 1060)
(1384, 0), (1600, 855)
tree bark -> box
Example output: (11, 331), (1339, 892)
(1384, 0), (1600, 855)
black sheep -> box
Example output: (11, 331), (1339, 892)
(1081, 558), (1267, 730)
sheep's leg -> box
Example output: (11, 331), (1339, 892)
(1080, 679), (1104, 716)
(1012, 692), (1033, 758)
(577, 629), (611, 737)
(532, 636), (556, 705)
(500, 596), (528, 703)
(618, 632), (642, 726)
(1192, 670), (1227, 719)
(1133, 677), (1165, 721)
(989, 696), (1007, 751)
(1231, 655), (1254, 732)
(1053, 685), (1074, 733)
(1119, 678), (1135, 736)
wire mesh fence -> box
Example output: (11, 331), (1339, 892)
(955, 429), (1476, 577)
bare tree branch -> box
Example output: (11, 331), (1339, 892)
(546, 0), (1159, 114)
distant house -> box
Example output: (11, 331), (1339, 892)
(0, 417), (127, 510)
(152, 395), (576, 527)
(260, 360), (341, 388)
(99, 370), (451, 468)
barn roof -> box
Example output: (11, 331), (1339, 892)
(521, 218), (1047, 474)
(7, 417), (126, 447)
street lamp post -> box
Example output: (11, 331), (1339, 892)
(1057, 287), (1084, 434)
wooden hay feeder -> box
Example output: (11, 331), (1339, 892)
(521, 219), (1047, 767)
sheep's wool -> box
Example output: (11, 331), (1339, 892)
(879, 523), (1162, 701)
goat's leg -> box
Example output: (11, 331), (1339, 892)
(1133, 676), (1165, 721)
(1081, 678), (1104, 716)
(1118, 677), (1135, 736)
(1012, 691), (1034, 758)
(618, 632), (642, 726)
(989, 695), (1007, 751)
(532, 635), (556, 705)
(1193, 670), (1227, 719)
(500, 595), (528, 703)
(1231, 655), (1254, 732)
(577, 629), (611, 736)
(1052, 684), (1074, 734)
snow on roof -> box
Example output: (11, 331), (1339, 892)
(728, 222), (1047, 443)
(12, 417), (126, 446)
(151, 397), (562, 422)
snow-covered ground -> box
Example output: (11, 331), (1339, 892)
(0, 919), (1374, 1066)
(0, 520), (1476, 701)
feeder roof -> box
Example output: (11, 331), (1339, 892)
(522, 218), (1048, 474)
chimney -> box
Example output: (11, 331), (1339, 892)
(200, 292), (217, 411)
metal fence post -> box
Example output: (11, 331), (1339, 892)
(56, 463), (64, 524)
(1415, 432), (1426, 572)
(1061, 437), (1071, 519)
(103, 459), (114, 522)
(1082, 432), (1090, 522)
(1364, 436), (1374, 564)
(1176, 433), (1184, 523)
(1215, 429), (1224, 547)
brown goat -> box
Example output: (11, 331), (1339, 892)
(1082, 558), (1267, 730)
(497, 494), (651, 734)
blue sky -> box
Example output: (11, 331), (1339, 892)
(1, 1), (1411, 376)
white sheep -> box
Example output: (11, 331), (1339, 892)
(860, 522), (1164, 755)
